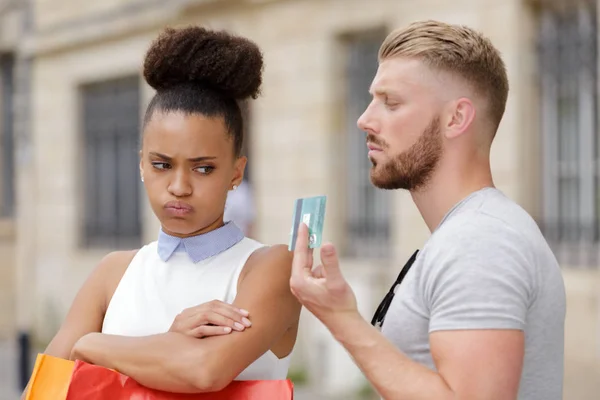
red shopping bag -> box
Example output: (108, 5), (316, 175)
(66, 360), (294, 400)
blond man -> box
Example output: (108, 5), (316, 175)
(291, 20), (565, 400)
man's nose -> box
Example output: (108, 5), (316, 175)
(357, 101), (379, 135)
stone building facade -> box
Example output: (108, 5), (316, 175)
(0, 0), (598, 398)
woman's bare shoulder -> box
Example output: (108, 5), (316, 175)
(240, 244), (293, 282)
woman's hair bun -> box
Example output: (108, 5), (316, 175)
(143, 26), (263, 100)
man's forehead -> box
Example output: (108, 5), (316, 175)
(370, 57), (458, 98)
(370, 59), (429, 93)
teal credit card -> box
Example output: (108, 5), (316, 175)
(288, 195), (327, 251)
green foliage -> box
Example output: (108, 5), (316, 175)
(287, 367), (309, 386)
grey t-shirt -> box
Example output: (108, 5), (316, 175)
(381, 188), (565, 400)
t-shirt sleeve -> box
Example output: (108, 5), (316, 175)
(424, 222), (536, 333)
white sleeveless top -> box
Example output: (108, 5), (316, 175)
(102, 228), (292, 380)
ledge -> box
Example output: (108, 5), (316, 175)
(19, 0), (290, 57)
(20, 1), (180, 57)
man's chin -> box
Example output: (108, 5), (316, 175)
(370, 168), (399, 190)
(370, 163), (418, 190)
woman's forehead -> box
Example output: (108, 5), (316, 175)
(143, 112), (233, 157)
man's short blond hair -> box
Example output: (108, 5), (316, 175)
(380, 20), (509, 133)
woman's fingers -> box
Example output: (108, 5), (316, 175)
(191, 325), (233, 338)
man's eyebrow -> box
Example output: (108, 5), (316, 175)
(370, 86), (393, 96)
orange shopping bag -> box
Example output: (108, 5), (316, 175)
(66, 360), (294, 400)
(25, 354), (75, 400)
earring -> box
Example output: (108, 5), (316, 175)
(141, 176), (144, 182)
(232, 185), (238, 191)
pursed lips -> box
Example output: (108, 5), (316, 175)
(164, 201), (194, 216)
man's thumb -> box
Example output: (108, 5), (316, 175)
(320, 244), (342, 279)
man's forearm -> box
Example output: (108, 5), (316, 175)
(71, 332), (217, 393)
(328, 313), (454, 400)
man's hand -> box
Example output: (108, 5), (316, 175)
(169, 300), (252, 338)
(289, 223), (359, 326)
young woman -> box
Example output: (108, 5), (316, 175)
(24, 26), (301, 395)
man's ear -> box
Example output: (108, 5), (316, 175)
(443, 98), (476, 139)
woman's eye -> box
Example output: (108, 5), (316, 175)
(195, 166), (215, 175)
(151, 162), (170, 170)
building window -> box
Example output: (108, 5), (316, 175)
(81, 76), (141, 248)
(539, 1), (599, 265)
(0, 53), (15, 218)
(343, 31), (391, 259)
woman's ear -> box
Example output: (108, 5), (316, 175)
(139, 154), (145, 183)
(231, 156), (247, 189)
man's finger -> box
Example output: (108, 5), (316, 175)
(312, 264), (326, 279)
(292, 223), (312, 277)
(320, 243), (343, 282)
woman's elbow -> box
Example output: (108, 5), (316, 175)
(190, 371), (231, 393)
(181, 357), (233, 393)
(176, 343), (237, 392)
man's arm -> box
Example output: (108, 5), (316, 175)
(71, 245), (301, 393)
(289, 223), (528, 400)
(328, 314), (523, 400)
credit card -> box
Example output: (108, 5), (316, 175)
(288, 195), (327, 251)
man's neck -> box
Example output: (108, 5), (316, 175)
(410, 160), (494, 232)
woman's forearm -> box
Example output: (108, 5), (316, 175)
(71, 332), (219, 393)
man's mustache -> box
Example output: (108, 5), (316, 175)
(366, 134), (387, 149)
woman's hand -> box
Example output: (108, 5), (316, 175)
(169, 300), (252, 338)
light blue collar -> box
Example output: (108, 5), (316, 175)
(157, 221), (245, 263)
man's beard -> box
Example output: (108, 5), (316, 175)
(369, 117), (442, 191)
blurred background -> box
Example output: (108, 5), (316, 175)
(0, 0), (599, 398)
